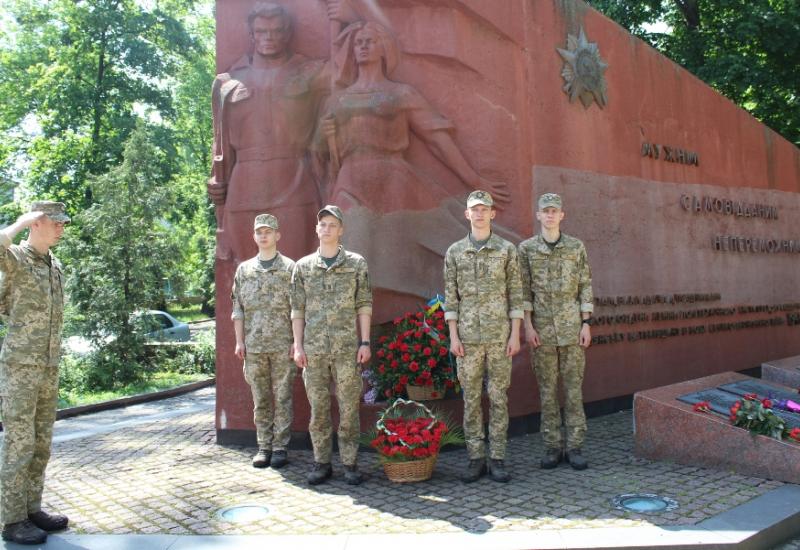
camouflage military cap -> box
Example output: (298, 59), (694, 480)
(538, 193), (563, 210)
(254, 213), (279, 230)
(466, 190), (494, 208)
(30, 201), (70, 223)
(317, 205), (343, 223)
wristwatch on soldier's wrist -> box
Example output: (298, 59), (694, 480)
(359, 340), (370, 347)
(581, 317), (593, 326)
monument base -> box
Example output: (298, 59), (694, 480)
(762, 355), (800, 390)
(634, 372), (800, 484)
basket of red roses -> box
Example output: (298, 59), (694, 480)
(369, 398), (464, 483)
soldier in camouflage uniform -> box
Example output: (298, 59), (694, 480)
(0, 202), (71, 545)
(444, 190), (524, 483)
(291, 205), (372, 486)
(518, 193), (593, 471)
(231, 213), (296, 469)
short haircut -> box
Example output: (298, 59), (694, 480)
(247, 2), (291, 33)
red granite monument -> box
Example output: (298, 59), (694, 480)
(211, 0), (800, 443)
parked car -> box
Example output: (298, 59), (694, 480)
(136, 310), (191, 342)
(63, 310), (190, 355)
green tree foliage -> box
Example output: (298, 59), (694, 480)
(0, 0), (200, 211)
(586, 0), (800, 146)
(61, 126), (180, 388)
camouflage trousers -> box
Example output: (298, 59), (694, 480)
(0, 363), (59, 524)
(456, 342), (511, 460)
(243, 352), (295, 451)
(302, 351), (362, 465)
(532, 345), (586, 451)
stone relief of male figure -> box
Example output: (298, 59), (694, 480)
(208, 1), (352, 263)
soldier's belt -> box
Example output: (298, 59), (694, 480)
(235, 146), (301, 163)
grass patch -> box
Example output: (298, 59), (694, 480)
(167, 303), (210, 322)
(57, 371), (211, 409)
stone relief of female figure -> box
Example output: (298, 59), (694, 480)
(316, 20), (517, 321)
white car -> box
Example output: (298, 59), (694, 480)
(136, 310), (191, 342)
(63, 310), (190, 355)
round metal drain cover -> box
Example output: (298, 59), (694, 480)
(612, 493), (678, 513)
(217, 503), (271, 523)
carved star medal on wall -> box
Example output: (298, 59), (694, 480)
(557, 27), (608, 109)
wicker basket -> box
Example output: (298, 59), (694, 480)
(406, 384), (443, 401)
(382, 454), (438, 483)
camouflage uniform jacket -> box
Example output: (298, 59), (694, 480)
(290, 247), (372, 355)
(231, 253), (295, 354)
(443, 233), (524, 344)
(518, 233), (593, 346)
(0, 234), (64, 368)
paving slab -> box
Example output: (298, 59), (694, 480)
(1, 386), (799, 549)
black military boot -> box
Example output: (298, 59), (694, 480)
(488, 459), (511, 482)
(566, 448), (588, 470)
(343, 464), (364, 486)
(460, 458), (487, 483)
(307, 462), (333, 485)
(540, 447), (563, 469)
(28, 509), (69, 531)
(2, 519), (47, 545)
(252, 449), (271, 468)
(270, 449), (289, 469)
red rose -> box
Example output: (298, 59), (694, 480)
(394, 383), (404, 393)
(439, 346), (448, 356)
(384, 389), (393, 398)
(388, 342), (396, 350)
(415, 376), (425, 385)
(436, 322), (445, 331)
(402, 353), (411, 362)
(790, 428), (800, 441)
(379, 336), (388, 344)
(423, 327), (431, 334)
(423, 347), (432, 356)
(400, 343), (409, 352)
(416, 312), (424, 319)
(399, 375), (409, 385)
(421, 370), (431, 379)
(443, 367), (452, 374)
(390, 360), (399, 369)
(761, 398), (772, 409)
(409, 361), (419, 372)
(431, 391), (439, 398)
(393, 317), (402, 325)
(378, 365), (386, 374)
(376, 349), (385, 358)
(445, 379), (455, 388)
(744, 393), (757, 401)
(438, 332), (446, 340)
(427, 358), (437, 368)
(413, 343), (422, 352)
(414, 331), (423, 339)
(430, 339), (438, 347)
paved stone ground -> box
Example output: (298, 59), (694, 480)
(36, 386), (793, 539)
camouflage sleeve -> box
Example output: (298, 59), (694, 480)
(290, 262), (306, 320)
(577, 243), (594, 313)
(230, 266), (244, 320)
(517, 242), (533, 312)
(505, 244), (524, 319)
(443, 247), (459, 321)
(0, 233), (18, 277)
(354, 257), (373, 315)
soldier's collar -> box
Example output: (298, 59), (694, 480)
(21, 240), (51, 260)
(315, 246), (344, 268)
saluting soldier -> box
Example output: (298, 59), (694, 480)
(444, 190), (524, 483)
(0, 202), (70, 545)
(231, 213), (296, 469)
(518, 193), (594, 471)
(291, 205), (372, 486)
